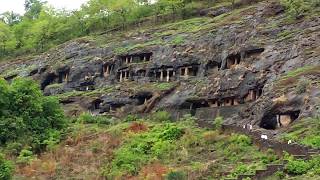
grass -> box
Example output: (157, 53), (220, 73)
(275, 66), (320, 93)
(278, 117), (320, 148)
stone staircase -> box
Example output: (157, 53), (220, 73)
(221, 124), (320, 180)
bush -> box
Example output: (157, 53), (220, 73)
(16, 149), (34, 165)
(0, 153), (13, 180)
(150, 111), (171, 122)
(159, 124), (184, 141)
(124, 114), (138, 122)
(295, 78), (310, 94)
(285, 159), (310, 175)
(281, 0), (312, 18)
(213, 116), (223, 130)
(165, 171), (186, 180)
(0, 78), (67, 152)
(105, 123), (183, 177)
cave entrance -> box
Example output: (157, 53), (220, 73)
(260, 111), (300, 130)
(103, 64), (113, 78)
(58, 71), (69, 83)
(189, 100), (209, 116)
(41, 73), (57, 90)
(278, 111), (300, 127)
(118, 69), (130, 82)
(206, 61), (220, 74)
(137, 69), (146, 77)
(92, 99), (103, 111)
(245, 88), (263, 102)
(227, 54), (241, 69)
(180, 65), (198, 78)
(223, 98), (239, 106)
(260, 113), (278, 130)
(209, 99), (220, 107)
(134, 92), (153, 105)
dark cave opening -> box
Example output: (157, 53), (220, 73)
(41, 73), (57, 90)
(226, 54), (241, 69)
(260, 111), (300, 130)
(134, 92), (153, 105)
(260, 113), (278, 130)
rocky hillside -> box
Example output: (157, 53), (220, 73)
(0, 0), (320, 178)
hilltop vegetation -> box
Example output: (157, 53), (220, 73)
(1, 0), (319, 60)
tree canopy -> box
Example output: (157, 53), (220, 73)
(0, 0), (204, 59)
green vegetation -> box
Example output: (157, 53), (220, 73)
(280, 117), (320, 148)
(0, 153), (13, 180)
(281, 0), (319, 19)
(0, 0), (210, 59)
(0, 77), (66, 153)
(284, 154), (320, 176)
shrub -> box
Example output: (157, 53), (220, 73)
(281, 0), (312, 18)
(295, 78), (310, 94)
(229, 134), (252, 147)
(77, 112), (97, 124)
(105, 123), (183, 177)
(0, 78), (67, 152)
(17, 149), (35, 165)
(203, 131), (222, 144)
(150, 111), (171, 122)
(213, 116), (223, 130)
(78, 112), (113, 125)
(285, 159), (310, 175)
(5, 142), (23, 156)
(0, 153), (13, 180)
(165, 171), (186, 180)
(159, 124), (184, 141)
(124, 114), (138, 122)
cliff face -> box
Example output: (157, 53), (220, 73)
(1, 1), (319, 132)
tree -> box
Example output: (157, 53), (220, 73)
(24, 0), (46, 19)
(0, 22), (16, 56)
(0, 11), (21, 26)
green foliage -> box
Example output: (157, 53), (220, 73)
(295, 78), (310, 94)
(0, 78), (67, 152)
(285, 159), (310, 175)
(171, 35), (185, 45)
(280, 117), (320, 148)
(165, 171), (186, 180)
(16, 149), (34, 165)
(0, 0), (211, 59)
(78, 112), (113, 125)
(150, 111), (171, 122)
(280, 0), (315, 19)
(124, 114), (139, 122)
(231, 163), (255, 176)
(0, 153), (13, 180)
(213, 116), (223, 130)
(104, 123), (183, 177)
(284, 155), (320, 175)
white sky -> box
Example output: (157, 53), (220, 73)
(0, 0), (89, 14)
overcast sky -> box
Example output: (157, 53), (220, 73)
(0, 0), (89, 14)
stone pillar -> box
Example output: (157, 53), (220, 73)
(160, 70), (164, 81)
(144, 56), (146, 62)
(125, 71), (128, 80)
(65, 73), (68, 82)
(167, 70), (170, 82)
(119, 71), (123, 82)
(130, 56), (133, 63)
(126, 57), (129, 64)
(185, 67), (189, 77)
(277, 115), (281, 128)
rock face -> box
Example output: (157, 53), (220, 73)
(0, 2), (319, 131)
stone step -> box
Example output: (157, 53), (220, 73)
(292, 155), (308, 160)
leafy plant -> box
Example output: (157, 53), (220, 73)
(0, 153), (13, 180)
